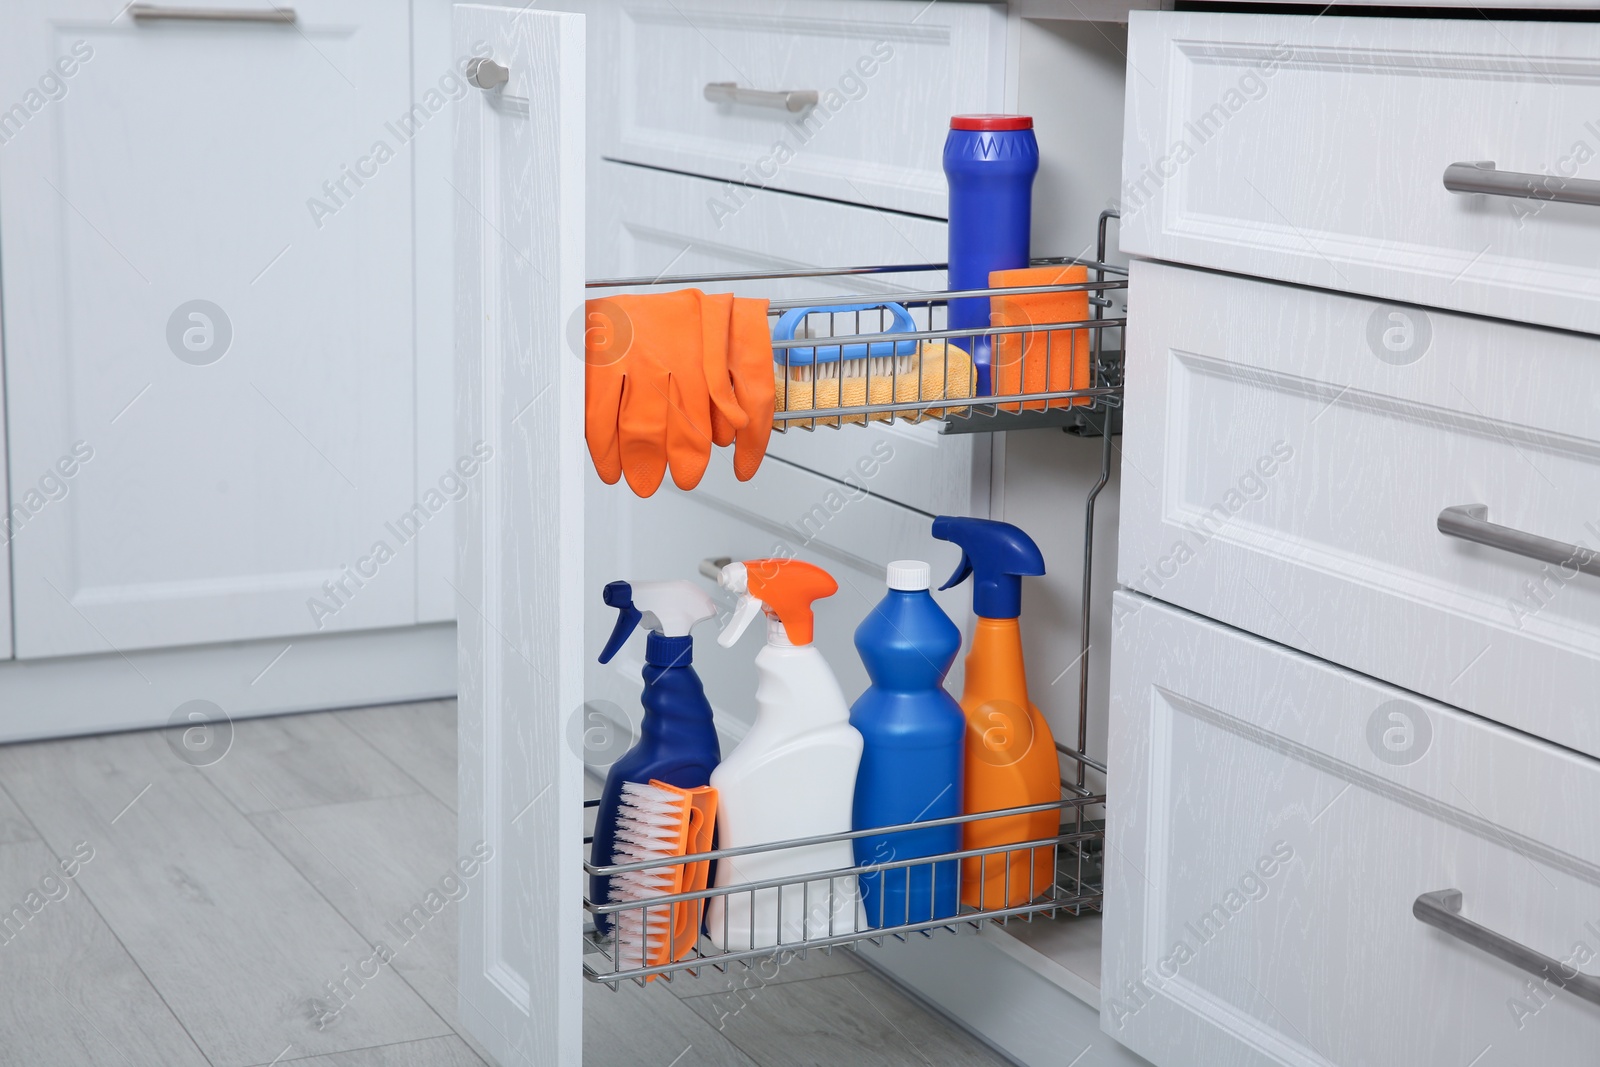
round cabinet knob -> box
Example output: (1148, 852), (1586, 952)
(466, 58), (509, 91)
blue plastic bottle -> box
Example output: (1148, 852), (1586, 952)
(589, 580), (722, 933)
(850, 560), (966, 927)
(943, 114), (1039, 396)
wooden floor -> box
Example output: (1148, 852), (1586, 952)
(0, 701), (1009, 1066)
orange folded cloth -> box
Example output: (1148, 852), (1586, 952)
(585, 290), (773, 497)
(988, 265), (1092, 412)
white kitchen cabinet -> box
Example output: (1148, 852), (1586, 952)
(455, 3), (1138, 1062)
(0, 0), (419, 657)
(1109, 10), (1600, 1067)
(1107, 592), (1600, 1067)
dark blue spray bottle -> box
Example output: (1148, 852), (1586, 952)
(589, 580), (722, 933)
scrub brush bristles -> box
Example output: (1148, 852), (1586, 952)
(607, 780), (718, 979)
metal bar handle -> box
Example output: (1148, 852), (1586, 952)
(703, 81), (818, 113)
(1438, 504), (1600, 578)
(1443, 161), (1600, 208)
(129, 3), (296, 22)
(1414, 890), (1600, 1007)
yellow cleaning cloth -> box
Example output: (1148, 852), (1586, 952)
(773, 341), (975, 428)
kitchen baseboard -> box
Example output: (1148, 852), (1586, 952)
(0, 623), (456, 744)
(854, 923), (1153, 1067)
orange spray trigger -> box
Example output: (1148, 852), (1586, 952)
(716, 558), (837, 647)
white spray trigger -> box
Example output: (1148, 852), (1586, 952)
(630, 580), (718, 638)
(716, 562), (761, 647)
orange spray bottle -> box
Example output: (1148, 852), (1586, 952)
(931, 516), (1058, 908)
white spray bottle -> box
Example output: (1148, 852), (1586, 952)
(705, 558), (864, 950)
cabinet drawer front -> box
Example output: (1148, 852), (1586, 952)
(594, 160), (986, 520)
(1119, 260), (1600, 757)
(596, 0), (1004, 218)
(1106, 593), (1600, 1067)
(1122, 12), (1600, 335)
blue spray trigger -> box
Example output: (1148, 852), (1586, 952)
(599, 581), (641, 664)
(939, 552), (974, 593)
(930, 516), (1045, 620)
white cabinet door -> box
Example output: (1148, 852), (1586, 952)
(0, 1), (416, 656)
(1106, 592), (1600, 1067)
(454, 6), (586, 1066)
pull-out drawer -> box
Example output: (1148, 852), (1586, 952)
(1106, 592), (1600, 1067)
(591, 0), (1005, 218)
(1122, 12), (1600, 336)
(1119, 260), (1600, 757)
(592, 159), (986, 520)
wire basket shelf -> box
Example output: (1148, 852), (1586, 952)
(586, 258), (1126, 433)
(581, 211), (1123, 990)
(582, 746), (1105, 989)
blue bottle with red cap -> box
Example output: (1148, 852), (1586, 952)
(943, 114), (1039, 395)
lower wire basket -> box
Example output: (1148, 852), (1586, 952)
(582, 765), (1105, 989)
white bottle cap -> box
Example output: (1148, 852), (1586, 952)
(886, 560), (930, 592)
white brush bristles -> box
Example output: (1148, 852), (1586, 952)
(609, 781), (690, 971)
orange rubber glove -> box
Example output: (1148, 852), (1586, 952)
(586, 290), (722, 497)
(711, 297), (775, 482)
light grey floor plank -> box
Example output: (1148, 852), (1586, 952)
(585, 980), (761, 1067)
(248, 791), (497, 1064)
(667, 946), (864, 1001)
(0, 839), (210, 1066)
(255, 1034), (487, 1067)
(0, 731), (452, 1067)
(336, 702), (457, 813)
(199, 711), (421, 814)
(683, 967), (1008, 1066)
(0, 779), (39, 845)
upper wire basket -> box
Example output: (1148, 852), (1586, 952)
(587, 257), (1127, 433)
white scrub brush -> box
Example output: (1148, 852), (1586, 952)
(608, 780), (717, 978)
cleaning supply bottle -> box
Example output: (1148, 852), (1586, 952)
(943, 114), (1039, 396)
(589, 580), (722, 932)
(931, 517), (1058, 909)
(850, 561), (966, 927)
(705, 559), (863, 950)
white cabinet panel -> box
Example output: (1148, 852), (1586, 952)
(593, 159), (986, 520)
(454, 5), (586, 1066)
(1106, 592), (1600, 1067)
(1122, 12), (1600, 336)
(1119, 260), (1600, 758)
(0, 0), (417, 656)
(584, 452), (972, 745)
(0, 334), (10, 660)
(594, 0), (1005, 218)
